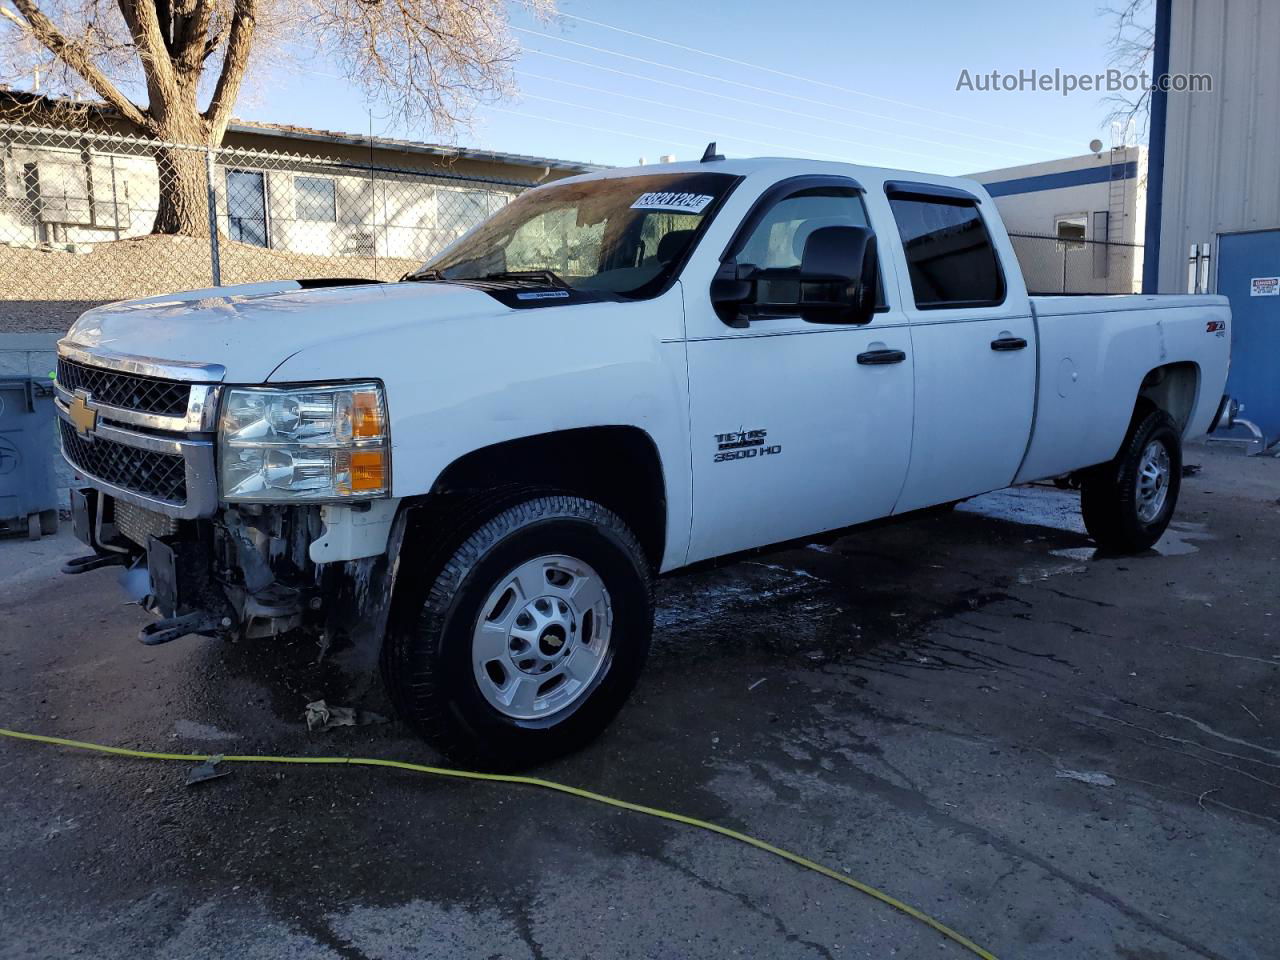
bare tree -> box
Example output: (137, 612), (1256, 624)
(1102, 0), (1156, 140)
(0, 0), (550, 235)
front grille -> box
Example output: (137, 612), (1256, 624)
(57, 356), (190, 417)
(60, 420), (187, 503)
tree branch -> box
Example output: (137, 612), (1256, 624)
(7, 0), (148, 127)
(203, 0), (255, 138)
(173, 0), (216, 75)
(115, 0), (179, 100)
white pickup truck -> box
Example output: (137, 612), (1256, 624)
(56, 152), (1236, 765)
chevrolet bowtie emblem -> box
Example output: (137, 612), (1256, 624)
(68, 392), (98, 437)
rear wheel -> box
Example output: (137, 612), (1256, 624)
(384, 494), (653, 768)
(1081, 407), (1181, 553)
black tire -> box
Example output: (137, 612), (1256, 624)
(384, 494), (653, 768)
(1080, 407), (1182, 553)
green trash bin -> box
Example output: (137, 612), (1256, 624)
(0, 376), (59, 540)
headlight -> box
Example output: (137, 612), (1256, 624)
(218, 382), (389, 502)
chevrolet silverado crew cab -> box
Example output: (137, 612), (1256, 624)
(55, 152), (1236, 765)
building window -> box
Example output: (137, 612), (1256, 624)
(1054, 214), (1088, 243)
(226, 169), (268, 247)
(295, 176), (336, 222)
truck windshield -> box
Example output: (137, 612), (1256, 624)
(409, 172), (739, 299)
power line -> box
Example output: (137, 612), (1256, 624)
(486, 106), (703, 153)
(519, 92), (861, 162)
(520, 48), (1049, 168)
(517, 66), (1040, 166)
(554, 12), (1081, 149)
(511, 26), (1067, 157)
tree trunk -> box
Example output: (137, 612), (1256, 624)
(152, 141), (211, 237)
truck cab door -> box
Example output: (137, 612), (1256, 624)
(683, 177), (914, 564)
(879, 183), (1037, 513)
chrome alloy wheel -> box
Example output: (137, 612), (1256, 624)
(471, 554), (614, 721)
(1135, 439), (1172, 525)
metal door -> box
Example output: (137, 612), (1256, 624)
(1218, 230), (1280, 441)
(684, 178), (914, 563)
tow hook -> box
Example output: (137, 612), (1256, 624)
(138, 612), (229, 646)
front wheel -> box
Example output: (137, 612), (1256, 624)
(384, 495), (653, 768)
(1080, 407), (1182, 553)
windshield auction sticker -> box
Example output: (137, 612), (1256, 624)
(631, 192), (715, 214)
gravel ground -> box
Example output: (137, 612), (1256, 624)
(0, 300), (101, 334)
(0, 444), (1276, 959)
(0, 235), (418, 325)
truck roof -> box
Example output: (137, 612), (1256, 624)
(554, 156), (991, 200)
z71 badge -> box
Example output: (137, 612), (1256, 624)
(713, 428), (782, 463)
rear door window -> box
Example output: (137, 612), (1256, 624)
(887, 196), (1004, 308)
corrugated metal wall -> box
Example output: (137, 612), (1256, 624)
(1158, 0), (1280, 292)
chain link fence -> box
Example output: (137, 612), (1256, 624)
(1007, 231), (1144, 296)
(0, 122), (534, 330)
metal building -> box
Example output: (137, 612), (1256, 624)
(1146, 0), (1280, 444)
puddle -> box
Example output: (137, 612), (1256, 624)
(963, 488), (1214, 558)
(958, 485), (1085, 534)
(1152, 521), (1214, 556)
(1049, 547), (1096, 561)
(654, 566), (823, 630)
(1051, 521), (1213, 559)
(1018, 558), (1089, 583)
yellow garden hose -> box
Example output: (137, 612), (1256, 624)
(0, 726), (997, 959)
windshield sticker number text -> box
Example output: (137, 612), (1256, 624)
(631, 192), (714, 214)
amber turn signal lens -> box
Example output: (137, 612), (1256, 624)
(348, 450), (386, 492)
(351, 391), (385, 439)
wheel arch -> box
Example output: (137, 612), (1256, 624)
(425, 426), (669, 570)
(1137, 361), (1200, 434)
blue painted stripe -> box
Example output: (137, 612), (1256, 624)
(981, 161), (1138, 198)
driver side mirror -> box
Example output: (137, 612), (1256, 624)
(796, 225), (878, 325)
(710, 226), (879, 328)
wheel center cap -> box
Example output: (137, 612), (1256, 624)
(539, 625), (568, 656)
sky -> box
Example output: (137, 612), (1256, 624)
(234, 0), (1149, 177)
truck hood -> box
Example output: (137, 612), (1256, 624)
(64, 280), (511, 382)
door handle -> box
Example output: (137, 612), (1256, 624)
(990, 336), (1028, 351)
(857, 348), (907, 365)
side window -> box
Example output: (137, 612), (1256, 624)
(737, 187), (869, 270)
(887, 196), (1004, 308)
(732, 185), (883, 317)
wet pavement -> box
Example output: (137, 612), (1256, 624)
(0, 443), (1277, 959)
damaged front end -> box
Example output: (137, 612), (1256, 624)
(69, 489), (404, 652)
(55, 342), (402, 654)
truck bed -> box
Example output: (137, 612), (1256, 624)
(1014, 293), (1231, 484)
